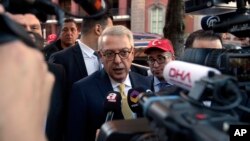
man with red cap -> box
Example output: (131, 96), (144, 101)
(144, 38), (175, 92)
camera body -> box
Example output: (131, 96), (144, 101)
(180, 48), (250, 86)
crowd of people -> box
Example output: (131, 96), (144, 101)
(0, 2), (247, 141)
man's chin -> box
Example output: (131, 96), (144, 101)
(111, 75), (126, 83)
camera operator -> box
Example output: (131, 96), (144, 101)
(185, 29), (223, 49)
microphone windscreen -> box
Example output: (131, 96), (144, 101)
(127, 87), (145, 114)
(163, 61), (221, 91)
(104, 91), (121, 112)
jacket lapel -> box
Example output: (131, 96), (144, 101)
(72, 44), (88, 77)
(95, 70), (113, 98)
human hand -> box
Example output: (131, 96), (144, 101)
(0, 40), (54, 141)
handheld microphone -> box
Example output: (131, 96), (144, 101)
(163, 60), (221, 91)
(103, 91), (121, 122)
(127, 87), (146, 117)
(201, 15), (221, 30)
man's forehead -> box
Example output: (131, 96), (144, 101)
(192, 39), (222, 48)
(63, 22), (77, 27)
(13, 14), (40, 25)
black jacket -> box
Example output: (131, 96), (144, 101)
(46, 63), (67, 141)
(43, 39), (63, 61)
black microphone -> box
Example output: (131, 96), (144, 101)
(103, 91), (121, 122)
(127, 87), (150, 117)
(201, 15), (221, 30)
(200, 12), (250, 37)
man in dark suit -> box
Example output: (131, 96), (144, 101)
(49, 12), (113, 90)
(43, 18), (79, 61)
(46, 63), (67, 141)
(66, 25), (152, 141)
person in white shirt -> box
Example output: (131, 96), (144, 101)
(49, 11), (113, 90)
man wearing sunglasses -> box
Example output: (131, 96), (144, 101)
(67, 25), (151, 141)
(144, 39), (175, 92)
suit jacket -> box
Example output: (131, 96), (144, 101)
(130, 65), (149, 76)
(66, 70), (152, 141)
(46, 63), (67, 141)
(43, 39), (63, 61)
(49, 43), (88, 91)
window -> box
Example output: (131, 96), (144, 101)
(150, 6), (165, 35)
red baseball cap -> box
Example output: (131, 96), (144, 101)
(144, 39), (174, 55)
(47, 34), (57, 44)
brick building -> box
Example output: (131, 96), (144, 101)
(44, 0), (195, 38)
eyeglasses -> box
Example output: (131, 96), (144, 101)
(147, 56), (167, 65)
(101, 48), (133, 61)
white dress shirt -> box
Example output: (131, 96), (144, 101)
(78, 40), (100, 75)
(109, 75), (137, 118)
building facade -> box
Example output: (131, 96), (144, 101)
(44, 0), (195, 39)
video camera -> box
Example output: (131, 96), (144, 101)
(183, 0), (250, 89)
(187, 0), (250, 38)
(97, 59), (249, 141)
(180, 48), (250, 87)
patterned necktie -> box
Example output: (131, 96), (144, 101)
(118, 83), (133, 119)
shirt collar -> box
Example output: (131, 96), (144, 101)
(153, 76), (172, 86)
(78, 40), (95, 57)
(153, 76), (161, 86)
(109, 75), (132, 89)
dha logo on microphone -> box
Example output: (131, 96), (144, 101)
(130, 90), (140, 103)
(106, 93), (117, 102)
(168, 67), (192, 89)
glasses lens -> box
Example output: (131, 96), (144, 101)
(148, 58), (157, 65)
(157, 56), (166, 64)
(148, 56), (166, 65)
(103, 48), (132, 60)
(103, 50), (115, 60)
(119, 50), (130, 59)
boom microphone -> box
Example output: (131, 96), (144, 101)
(200, 10), (250, 37)
(103, 91), (121, 122)
(163, 60), (221, 91)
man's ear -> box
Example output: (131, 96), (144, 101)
(131, 48), (135, 61)
(95, 24), (102, 36)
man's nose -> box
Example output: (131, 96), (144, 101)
(114, 53), (122, 63)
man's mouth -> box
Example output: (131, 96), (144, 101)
(113, 68), (124, 73)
